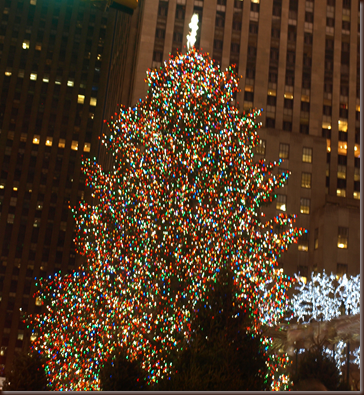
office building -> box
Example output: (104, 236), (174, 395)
(0, 0), (132, 371)
(119, 0), (360, 280)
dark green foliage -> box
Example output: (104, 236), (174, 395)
(291, 339), (341, 391)
(99, 347), (147, 391)
(2, 350), (49, 391)
(155, 268), (271, 391)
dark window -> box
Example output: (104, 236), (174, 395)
(266, 117), (275, 128)
(283, 121), (292, 131)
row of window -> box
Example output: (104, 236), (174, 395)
(276, 195), (310, 214)
(256, 141), (313, 163)
(296, 226), (349, 255)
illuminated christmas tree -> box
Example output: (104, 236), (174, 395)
(27, 47), (305, 390)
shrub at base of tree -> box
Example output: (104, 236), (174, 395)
(2, 350), (49, 391)
(290, 339), (342, 391)
(99, 347), (147, 391)
(155, 269), (271, 391)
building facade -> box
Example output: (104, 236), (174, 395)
(122, 0), (360, 280)
(0, 0), (132, 371)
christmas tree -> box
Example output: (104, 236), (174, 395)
(27, 48), (305, 390)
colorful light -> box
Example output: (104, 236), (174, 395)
(27, 49), (305, 390)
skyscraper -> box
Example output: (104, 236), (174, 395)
(0, 0), (132, 371)
(119, 0), (360, 280)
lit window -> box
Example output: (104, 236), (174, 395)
(90, 97), (97, 106)
(268, 89), (276, 96)
(302, 147), (312, 163)
(89, 112), (95, 119)
(71, 141), (78, 151)
(314, 228), (318, 250)
(43, 75), (49, 83)
(36, 202), (43, 210)
(279, 143), (289, 159)
(300, 198), (310, 214)
(67, 80), (74, 87)
(337, 165), (346, 179)
(338, 119), (348, 132)
(30, 73), (37, 80)
(78, 94), (85, 104)
(30, 0), (37, 5)
(55, 78), (61, 85)
(17, 333), (24, 340)
(336, 263), (348, 279)
(58, 139), (66, 148)
(0, 184), (4, 189)
(20, 133), (27, 142)
(284, 92), (293, 99)
(13, 186), (18, 191)
(35, 297), (42, 306)
(353, 191), (360, 199)
(354, 167), (360, 181)
(298, 232), (309, 252)
(297, 265), (308, 283)
(35, 43), (42, 51)
(354, 144), (360, 158)
(276, 194), (287, 211)
(337, 227), (348, 249)
(326, 139), (331, 152)
(322, 121), (331, 129)
(7, 214), (15, 224)
(255, 139), (266, 155)
(33, 135), (40, 144)
(301, 172), (311, 188)
(33, 218), (41, 227)
(45, 137), (53, 146)
(338, 141), (347, 155)
(83, 143), (91, 152)
(4, 71), (11, 76)
(97, 54), (102, 61)
(337, 188), (346, 197)
(22, 40), (30, 49)
(30, 334), (37, 341)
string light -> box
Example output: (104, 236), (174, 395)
(27, 48), (305, 391)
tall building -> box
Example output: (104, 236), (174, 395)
(120, 0), (360, 280)
(0, 0), (133, 371)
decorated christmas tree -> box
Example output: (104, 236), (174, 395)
(26, 44), (306, 390)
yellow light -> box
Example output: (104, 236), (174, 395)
(5, 71), (11, 76)
(13, 187), (18, 191)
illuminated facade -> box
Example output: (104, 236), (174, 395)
(121, 0), (360, 279)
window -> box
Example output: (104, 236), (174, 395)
(337, 227), (348, 249)
(83, 143), (91, 152)
(336, 263), (348, 279)
(283, 121), (292, 131)
(77, 94), (85, 104)
(314, 228), (318, 250)
(71, 141), (78, 151)
(297, 265), (308, 283)
(255, 139), (266, 155)
(279, 143), (289, 159)
(90, 97), (97, 106)
(337, 165), (346, 179)
(298, 232), (309, 251)
(302, 147), (312, 163)
(300, 198), (310, 214)
(301, 172), (311, 188)
(58, 139), (65, 148)
(33, 135), (40, 144)
(45, 137), (52, 146)
(276, 194), (287, 211)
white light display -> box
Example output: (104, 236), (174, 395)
(293, 271), (360, 370)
